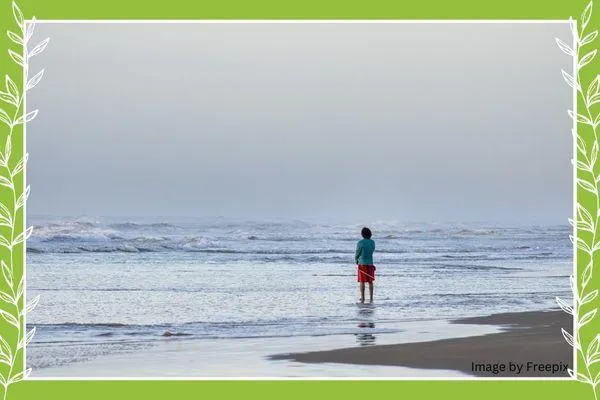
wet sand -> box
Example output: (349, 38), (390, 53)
(270, 310), (573, 377)
(32, 318), (497, 377)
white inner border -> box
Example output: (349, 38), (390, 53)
(23, 19), (576, 382)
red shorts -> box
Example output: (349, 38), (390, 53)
(357, 265), (376, 283)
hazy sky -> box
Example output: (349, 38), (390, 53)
(28, 23), (572, 224)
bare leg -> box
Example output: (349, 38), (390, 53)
(359, 282), (365, 303)
(368, 282), (374, 303)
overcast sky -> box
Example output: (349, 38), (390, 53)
(27, 23), (572, 224)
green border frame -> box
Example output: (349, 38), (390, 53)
(0, 0), (595, 399)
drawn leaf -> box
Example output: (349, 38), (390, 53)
(0, 176), (13, 189)
(0, 236), (12, 250)
(0, 109), (12, 128)
(595, 113), (600, 128)
(0, 310), (18, 328)
(4, 136), (11, 167)
(570, 17), (579, 43)
(24, 295), (40, 315)
(588, 335), (600, 358)
(592, 140), (599, 166)
(575, 159), (590, 171)
(28, 38), (50, 58)
(578, 222), (593, 233)
(577, 135), (588, 156)
(555, 296), (573, 315)
(9, 368), (31, 384)
(13, 109), (38, 126)
(572, 234), (593, 253)
(8, 50), (23, 67)
(0, 292), (13, 305)
(574, 216), (593, 232)
(588, 75), (600, 101)
(583, 262), (593, 288)
(0, 92), (17, 107)
(0, 213), (9, 231)
(582, 30), (599, 46)
(583, 1), (594, 31)
(24, 327), (35, 348)
(0, 354), (11, 367)
(562, 70), (579, 90)
(1, 261), (13, 290)
(568, 110), (593, 125)
(580, 309), (597, 327)
(13, 226), (33, 247)
(589, 353), (600, 366)
(25, 17), (35, 43)
(571, 275), (579, 300)
(11, 153), (28, 178)
(12, 1), (24, 30)
(588, 93), (600, 106)
(562, 328), (575, 348)
(6, 31), (22, 46)
(16, 278), (23, 302)
(569, 368), (593, 384)
(580, 49), (597, 68)
(16, 185), (30, 210)
(0, 204), (12, 224)
(577, 203), (594, 226)
(26, 70), (44, 91)
(582, 289), (598, 305)
(556, 38), (574, 56)
(0, 335), (11, 360)
(577, 178), (598, 194)
(4, 76), (17, 101)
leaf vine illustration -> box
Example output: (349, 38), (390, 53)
(0, 2), (47, 399)
(556, 1), (600, 400)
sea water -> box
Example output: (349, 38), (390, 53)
(25, 216), (571, 369)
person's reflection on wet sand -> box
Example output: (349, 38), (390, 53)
(355, 304), (376, 346)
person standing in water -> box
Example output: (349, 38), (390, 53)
(355, 227), (376, 303)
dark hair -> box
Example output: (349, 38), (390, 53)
(361, 227), (372, 239)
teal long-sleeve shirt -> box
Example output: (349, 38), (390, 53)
(355, 238), (375, 265)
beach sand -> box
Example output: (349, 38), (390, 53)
(270, 310), (573, 377)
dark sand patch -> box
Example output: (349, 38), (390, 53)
(270, 310), (572, 377)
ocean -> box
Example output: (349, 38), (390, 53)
(25, 216), (572, 370)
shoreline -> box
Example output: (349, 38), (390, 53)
(31, 317), (498, 377)
(269, 310), (573, 377)
(29, 310), (570, 377)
